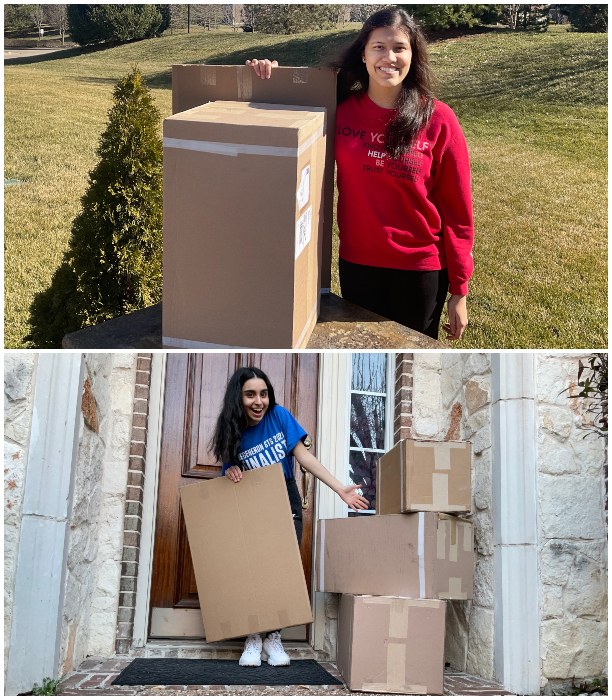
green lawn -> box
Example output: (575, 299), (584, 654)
(4, 25), (607, 348)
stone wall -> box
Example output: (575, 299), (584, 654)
(59, 353), (138, 675)
(412, 352), (494, 679)
(4, 353), (39, 686)
(535, 353), (608, 692)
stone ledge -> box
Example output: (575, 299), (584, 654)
(62, 296), (447, 350)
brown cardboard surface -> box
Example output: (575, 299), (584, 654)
(377, 439), (472, 514)
(337, 595), (446, 694)
(163, 101), (326, 349)
(315, 513), (473, 600)
(180, 463), (312, 642)
(172, 65), (337, 291)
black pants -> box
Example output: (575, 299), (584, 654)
(339, 257), (449, 340)
(285, 477), (303, 548)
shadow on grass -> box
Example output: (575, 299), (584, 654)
(142, 30), (359, 90)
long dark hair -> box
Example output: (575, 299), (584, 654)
(209, 366), (277, 467)
(330, 7), (436, 158)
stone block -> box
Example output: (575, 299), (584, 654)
(539, 406), (574, 439)
(441, 357), (464, 406)
(462, 353), (491, 379)
(541, 584), (564, 619)
(472, 425), (491, 455)
(535, 357), (575, 405)
(473, 449), (491, 511)
(472, 509), (493, 556)
(413, 369), (441, 437)
(415, 353), (442, 370)
(4, 356), (36, 402)
(571, 432), (605, 476)
(541, 618), (608, 680)
(538, 475), (604, 539)
(565, 550), (605, 618)
(466, 606), (494, 679)
(464, 409), (488, 440)
(538, 432), (580, 475)
(117, 607), (136, 623)
(473, 554), (494, 609)
(540, 541), (576, 586)
(111, 353), (137, 370)
(465, 376), (491, 414)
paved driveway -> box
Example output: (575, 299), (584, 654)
(4, 46), (73, 60)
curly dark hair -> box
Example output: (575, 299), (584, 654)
(209, 366), (277, 467)
(330, 7), (436, 158)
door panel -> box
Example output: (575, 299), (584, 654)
(150, 353), (319, 637)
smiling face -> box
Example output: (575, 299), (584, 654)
(363, 25), (413, 105)
(241, 377), (269, 427)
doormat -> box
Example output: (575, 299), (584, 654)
(112, 658), (344, 687)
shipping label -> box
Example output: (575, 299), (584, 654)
(297, 164), (310, 210)
(295, 205), (312, 260)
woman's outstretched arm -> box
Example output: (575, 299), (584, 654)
(292, 441), (369, 512)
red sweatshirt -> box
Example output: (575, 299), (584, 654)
(334, 93), (474, 296)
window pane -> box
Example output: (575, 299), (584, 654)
(348, 450), (379, 510)
(351, 353), (387, 393)
(350, 393), (385, 450)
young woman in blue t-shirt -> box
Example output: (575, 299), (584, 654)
(210, 366), (369, 667)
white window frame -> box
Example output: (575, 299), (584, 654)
(343, 352), (395, 517)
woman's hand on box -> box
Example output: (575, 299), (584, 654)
(226, 465), (242, 482)
(246, 59), (278, 79)
(338, 483), (370, 513)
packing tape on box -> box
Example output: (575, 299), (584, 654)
(163, 126), (324, 159)
(200, 65), (217, 86)
(237, 68), (252, 99)
(464, 521), (472, 551)
(293, 68), (309, 84)
(439, 577), (467, 600)
(410, 473), (466, 512)
(418, 512), (425, 598)
(362, 683), (428, 694)
(295, 299), (319, 348)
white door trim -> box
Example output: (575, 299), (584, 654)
(311, 352), (350, 650)
(132, 353), (167, 647)
(491, 353), (540, 695)
(6, 353), (85, 695)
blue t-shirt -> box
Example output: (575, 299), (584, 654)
(221, 405), (307, 479)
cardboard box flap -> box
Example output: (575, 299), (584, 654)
(165, 102), (326, 151)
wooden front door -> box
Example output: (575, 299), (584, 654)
(149, 353), (319, 640)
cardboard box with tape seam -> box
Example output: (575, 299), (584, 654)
(180, 463), (313, 643)
(376, 439), (472, 515)
(315, 512), (473, 600)
(163, 101), (326, 349)
(172, 64), (337, 292)
(337, 594), (446, 694)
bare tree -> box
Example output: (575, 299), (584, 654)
(31, 4), (45, 39)
(46, 4), (68, 44)
(224, 3), (244, 31)
(170, 4), (188, 34)
(191, 4), (224, 30)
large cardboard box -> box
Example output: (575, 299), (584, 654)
(163, 101), (326, 349)
(180, 463), (313, 642)
(376, 439), (472, 515)
(172, 65), (337, 292)
(315, 513), (473, 600)
(337, 594), (446, 694)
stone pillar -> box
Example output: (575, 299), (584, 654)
(491, 353), (540, 695)
(5, 354), (85, 696)
(116, 354), (153, 655)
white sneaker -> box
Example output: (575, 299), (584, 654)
(239, 633), (262, 666)
(261, 631), (290, 666)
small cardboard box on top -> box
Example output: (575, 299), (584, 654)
(316, 513), (473, 600)
(163, 101), (326, 349)
(376, 439), (472, 515)
(337, 594), (446, 695)
(180, 463), (312, 643)
(172, 65), (337, 292)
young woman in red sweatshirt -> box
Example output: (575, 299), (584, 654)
(247, 7), (473, 341)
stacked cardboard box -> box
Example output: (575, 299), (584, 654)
(316, 439), (473, 694)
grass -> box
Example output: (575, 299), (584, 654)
(4, 25), (608, 348)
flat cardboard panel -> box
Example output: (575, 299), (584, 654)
(180, 463), (312, 642)
(163, 101), (326, 349)
(172, 65), (337, 290)
(376, 439), (472, 514)
(316, 513), (473, 600)
(338, 595), (446, 694)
